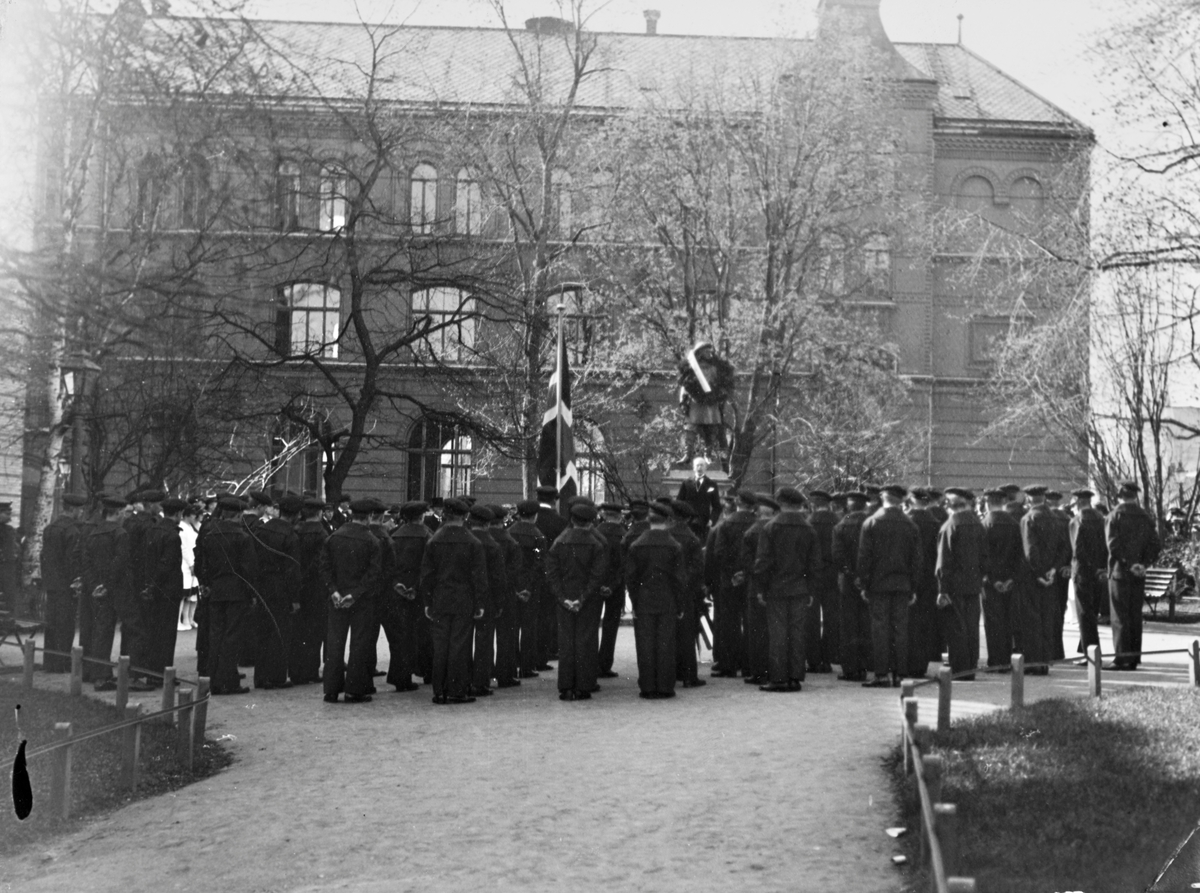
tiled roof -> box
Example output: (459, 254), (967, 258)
(894, 43), (1084, 128)
(201, 19), (1084, 130)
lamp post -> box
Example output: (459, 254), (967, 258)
(60, 354), (101, 497)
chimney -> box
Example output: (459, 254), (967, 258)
(524, 16), (574, 36)
(643, 9), (660, 35)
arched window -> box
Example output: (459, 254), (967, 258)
(275, 161), (302, 231)
(410, 162), (438, 234)
(862, 233), (891, 294)
(1009, 176), (1045, 225)
(551, 168), (572, 237)
(815, 233), (847, 296)
(455, 167), (482, 236)
(412, 287), (476, 363)
(179, 153), (210, 230)
(407, 418), (473, 500)
(277, 283), (341, 359)
(133, 152), (163, 231)
(954, 175), (995, 214)
(319, 164), (348, 232)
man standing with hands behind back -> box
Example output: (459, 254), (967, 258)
(1105, 481), (1160, 671)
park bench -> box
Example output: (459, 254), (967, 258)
(0, 610), (45, 668)
(1144, 567), (1180, 620)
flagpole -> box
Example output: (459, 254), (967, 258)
(555, 300), (566, 503)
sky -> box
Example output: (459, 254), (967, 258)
(242, 0), (1125, 141)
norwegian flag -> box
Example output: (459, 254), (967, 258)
(536, 335), (578, 503)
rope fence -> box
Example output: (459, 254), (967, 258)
(3, 639), (214, 819)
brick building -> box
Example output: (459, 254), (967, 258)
(21, 0), (1092, 514)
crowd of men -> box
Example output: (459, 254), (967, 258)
(32, 457), (1162, 705)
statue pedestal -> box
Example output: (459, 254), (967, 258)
(663, 469), (730, 487)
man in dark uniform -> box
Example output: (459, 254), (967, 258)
(319, 498), (382, 703)
(905, 487), (943, 678)
(361, 499), (395, 684)
(667, 500), (706, 688)
(123, 488), (161, 683)
(927, 489), (949, 527)
(832, 491), (871, 681)
(705, 495), (735, 671)
(754, 487), (821, 692)
(804, 489), (839, 674)
(626, 501), (685, 699)
(467, 504), (505, 696)
(1045, 490), (1073, 660)
(508, 500), (546, 679)
(1002, 484), (1027, 520)
(1105, 481), (1160, 670)
(250, 493), (301, 688)
(857, 484), (921, 688)
(534, 485), (567, 667)
(676, 456), (722, 532)
(545, 502), (608, 701)
(1019, 485), (1064, 674)
(487, 504), (524, 688)
(595, 502), (626, 680)
(980, 488), (1023, 670)
(420, 498), (488, 704)
(1069, 488), (1107, 661)
(741, 494), (779, 685)
(863, 485), (882, 517)
(80, 496), (141, 690)
(41, 493), (88, 672)
(935, 488), (986, 678)
(195, 495), (258, 695)
(289, 496), (329, 685)
(141, 496), (189, 683)
(0, 502), (18, 616)
(711, 490), (757, 678)
(385, 501), (429, 692)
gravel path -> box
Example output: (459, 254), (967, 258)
(3, 613), (1196, 893)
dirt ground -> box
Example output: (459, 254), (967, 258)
(2, 610), (1196, 893)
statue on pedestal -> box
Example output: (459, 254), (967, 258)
(675, 341), (734, 471)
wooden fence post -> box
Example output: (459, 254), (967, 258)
(49, 722), (73, 819)
(920, 754), (944, 868)
(176, 690), (194, 771)
(22, 639), (35, 689)
(69, 646), (83, 696)
(937, 666), (952, 733)
(1190, 640), (1200, 688)
(903, 698), (920, 776)
(1088, 644), (1102, 698)
(1010, 654), (1024, 708)
(194, 677), (211, 745)
(120, 703), (143, 792)
(115, 656), (130, 714)
(161, 667), (176, 723)
(934, 803), (959, 877)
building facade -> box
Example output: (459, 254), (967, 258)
(22, 0), (1092, 516)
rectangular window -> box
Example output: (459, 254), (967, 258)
(969, 316), (1018, 366)
(279, 283), (341, 359)
(455, 170), (481, 235)
(412, 287), (476, 363)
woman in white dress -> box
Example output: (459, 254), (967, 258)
(179, 504), (201, 629)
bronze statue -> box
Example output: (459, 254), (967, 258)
(676, 342), (734, 471)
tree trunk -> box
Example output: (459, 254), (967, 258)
(23, 341), (68, 610)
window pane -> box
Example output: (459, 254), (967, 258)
(456, 169), (480, 235)
(320, 166), (347, 231)
(277, 161), (301, 231)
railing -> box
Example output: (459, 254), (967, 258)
(5, 640), (213, 819)
(898, 639), (1200, 889)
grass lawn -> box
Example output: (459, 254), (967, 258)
(887, 686), (1200, 893)
(1, 676), (232, 857)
